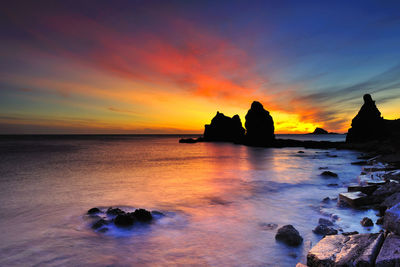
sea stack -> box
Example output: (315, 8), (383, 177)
(203, 112), (245, 142)
(244, 101), (275, 146)
(346, 94), (386, 143)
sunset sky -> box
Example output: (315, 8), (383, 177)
(1, 0), (400, 134)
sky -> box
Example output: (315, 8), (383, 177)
(1, 0), (400, 134)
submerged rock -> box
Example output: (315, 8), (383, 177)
(360, 217), (374, 227)
(307, 233), (384, 266)
(133, 209), (153, 222)
(92, 219), (108, 230)
(106, 207), (125, 216)
(244, 101), (275, 146)
(275, 225), (303, 246)
(313, 224), (338, 236)
(114, 213), (135, 227)
(203, 112), (245, 142)
(320, 171), (338, 178)
(87, 207), (101, 214)
(318, 218), (334, 226)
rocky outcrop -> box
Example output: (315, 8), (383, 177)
(346, 94), (400, 143)
(311, 127), (328, 134)
(275, 225), (303, 246)
(203, 112), (245, 142)
(384, 203), (400, 235)
(244, 101), (275, 146)
(375, 233), (400, 266)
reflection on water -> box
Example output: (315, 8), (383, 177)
(0, 136), (379, 266)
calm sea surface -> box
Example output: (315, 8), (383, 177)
(0, 135), (381, 266)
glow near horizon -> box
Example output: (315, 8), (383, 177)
(0, 1), (399, 134)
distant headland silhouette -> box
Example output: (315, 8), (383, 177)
(180, 94), (400, 149)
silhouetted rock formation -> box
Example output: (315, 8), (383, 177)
(244, 101), (275, 146)
(346, 94), (385, 143)
(203, 112), (245, 142)
(312, 127), (328, 134)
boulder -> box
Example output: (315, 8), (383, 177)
(87, 207), (101, 214)
(114, 213), (135, 227)
(339, 191), (371, 207)
(360, 217), (374, 227)
(380, 192), (400, 212)
(275, 225), (303, 246)
(203, 112), (245, 142)
(313, 224), (338, 236)
(320, 171), (338, 178)
(91, 219), (108, 230)
(383, 203), (400, 235)
(318, 218), (334, 226)
(375, 233), (400, 266)
(371, 181), (400, 203)
(244, 101), (275, 146)
(307, 233), (384, 267)
(132, 209), (153, 222)
(106, 207), (125, 216)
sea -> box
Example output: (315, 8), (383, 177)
(0, 134), (382, 266)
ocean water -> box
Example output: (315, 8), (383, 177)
(0, 135), (381, 266)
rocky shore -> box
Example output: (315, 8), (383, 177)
(180, 94), (400, 266)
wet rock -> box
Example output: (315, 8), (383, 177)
(132, 209), (153, 222)
(203, 112), (245, 142)
(346, 94), (385, 143)
(351, 161), (369, 165)
(313, 224), (338, 236)
(380, 192), (400, 212)
(320, 171), (338, 178)
(360, 217), (374, 227)
(322, 197), (330, 203)
(275, 225), (303, 246)
(376, 217), (384, 225)
(259, 222), (278, 231)
(298, 150), (305, 153)
(107, 207), (125, 216)
(372, 181), (400, 203)
(342, 231), (359, 236)
(91, 219), (108, 230)
(114, 213), (135, 227)
(307, 233), (384, 266)
(318, 218), (334, 226)
(319, 167), (328, 170)
(244, 101), (275, 146)
(327, 183), (338, 187)
(348, 183), (378, 195)
(384, 203), (400, 235)
(375, 233), (400, 266)
(339, 191), (371, 207)
(87, 207), (101, 214)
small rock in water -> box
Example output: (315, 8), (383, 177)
(376, 217), (384, 225)
(327, 183), (338, 187)
(114, 213), (135, 227)
(87, 207), (101, 214)
(313, 224), (338, 236)
(318, 167), (328, 170)
(259, 222), (278, 231)
(322, 197), (330, 203)
(298, 151), (305, 154)
(318, 218), (334, 226)
(320, 171), (338, 178)
(133, 209), (153, 222)
(91, 219), (108, 230)
(107, 207), (125, 216)
(360, 217), (374, 227)
(275, 225), (303, 246)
